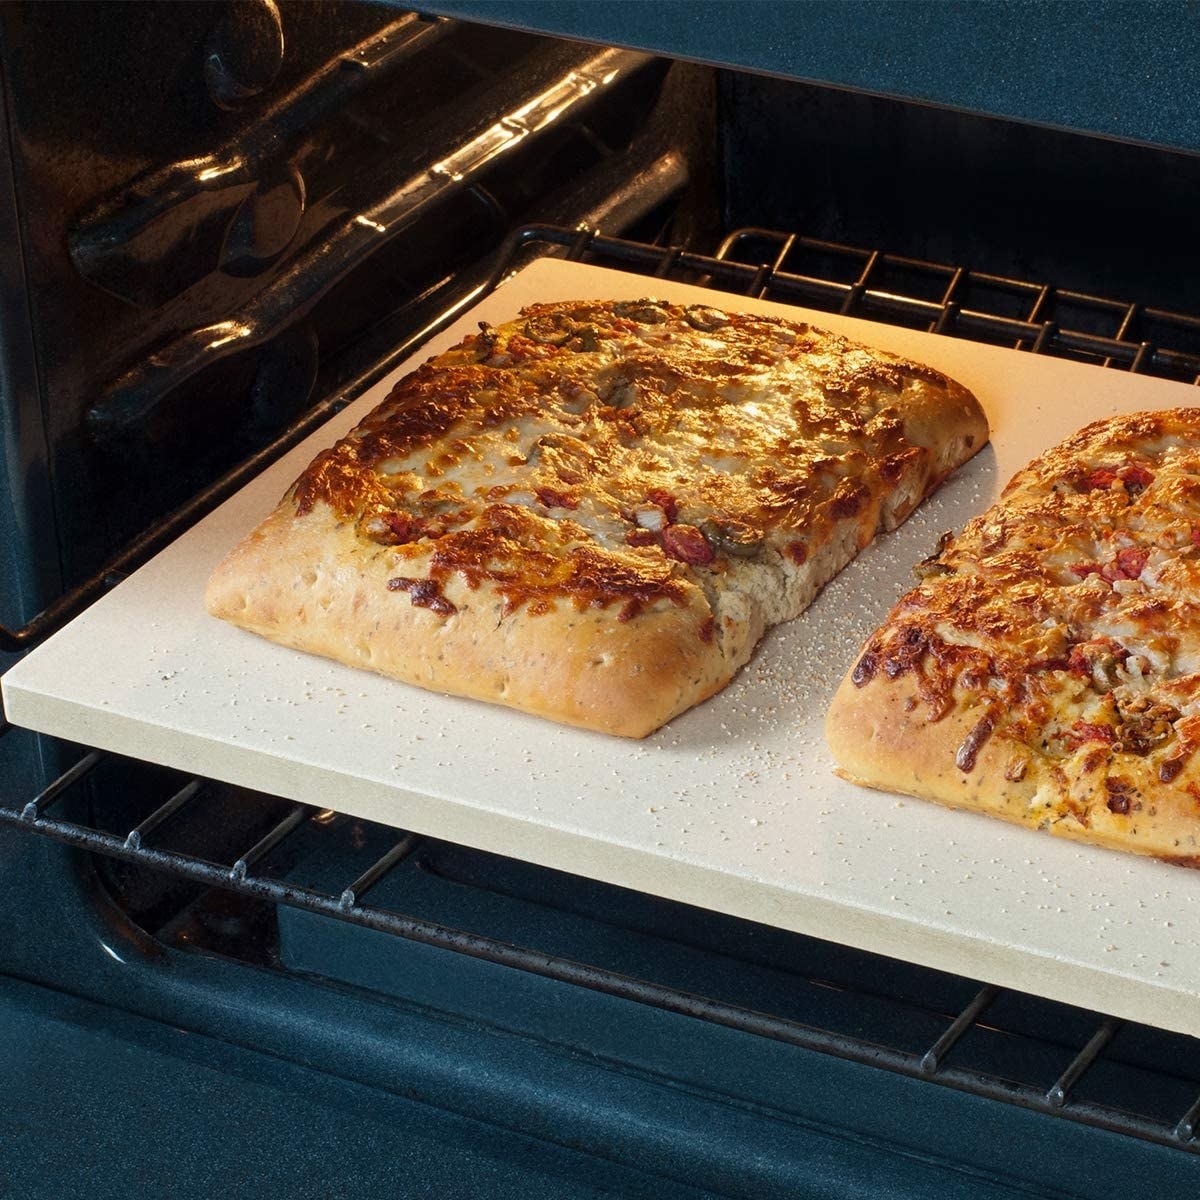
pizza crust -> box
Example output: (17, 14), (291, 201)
(207, 299), (987, 737)
(206, 499), (733, 738)
(826, 670), (1200, 863)
(205, 481), (911, 738)
(826, 408), (1200, 864)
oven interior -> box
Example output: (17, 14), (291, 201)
(3, 4), (1200, 1195)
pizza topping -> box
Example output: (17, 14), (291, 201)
(1068, 546), (1149, 584)
(851, 651), (878, 687)
(684, 305), (729, 332)
(1117, 546), (1149, 578)
(1067, 638), (1128, 690)
(955, 709), (997, 773)
(612, 300), (669, 325)
(914, 531), (956, 579)
(1104, 777), (1135, 814)
(534, 486), (578, 510)
(363, 512), (429, 545)
(1003, 756), (1028, 782)
(644, 489), (679, 523)
(1160, 755), (1188, 784)
(1117, 707), (1177, 755)
(702, 518), (764, 558)
(1064, 720), (1115, 749)
(386, 576), (458, 617)
(1079, 463), (1155, 495)
(661, 523), (715, 565)
(634, 505), (668, 532)
(523, 313), (579, 347)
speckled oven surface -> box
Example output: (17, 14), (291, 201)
(7, 258), (1200, 1036)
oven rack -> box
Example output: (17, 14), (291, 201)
(6, 223), (1200, 1156)
(3, 731), (1200, 1157)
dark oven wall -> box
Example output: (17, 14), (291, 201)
(719, 71), (1200, 318)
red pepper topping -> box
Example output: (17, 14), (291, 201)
(1079, 463), (1154, 493)
(1064, 720), (1116, 749)
(661, 523), (714, 565)
(1082, 466), (1119, 491)
(645, 488), (679, 524)
(1121, 464), (1154, 492)
(534, 486), (578, 509)
(1070, 548), (1148, 582)
(1115, 547), (1148, 578)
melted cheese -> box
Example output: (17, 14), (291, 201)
(292, 299), (981, 626)
(855, 410), (1200, 811)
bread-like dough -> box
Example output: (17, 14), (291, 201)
(208, 299), (987, 737)
(827, 409), (1200, 864)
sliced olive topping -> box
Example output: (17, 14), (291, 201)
(613, 300), (669, 324)
(684, 304), (728, 332)
(701, 518), (764, 558)
(523, 314), (575, 345)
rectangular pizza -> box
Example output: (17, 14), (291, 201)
(206, 298), (987, 737)
(826, 409), (1200, 864)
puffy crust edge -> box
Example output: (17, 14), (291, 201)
(825, 668), (1200, 866)
(206, 500), (744, 739)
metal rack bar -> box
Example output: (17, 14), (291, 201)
(7, 221), (1200, 656)
(21, 751), (102, 820)
(339, 834), (422, 909)
(930, 267), (964, 335)
(1104, 302), (1141, 369)
(1046, 1017), (1122, 1108)
(0, 766), (1195, 1156)
(124, 779), (203, 851)
(229, 804), (310, 882)
(719, 227), (1200, 337)
(839, 249), (879, 316)
(920, 984), (1000, 1075)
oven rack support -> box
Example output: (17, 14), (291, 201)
(3, 221), (1200, 657)
(2, 733), (1200, 1158)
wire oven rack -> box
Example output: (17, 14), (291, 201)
(4, 223), (1200, 1156)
